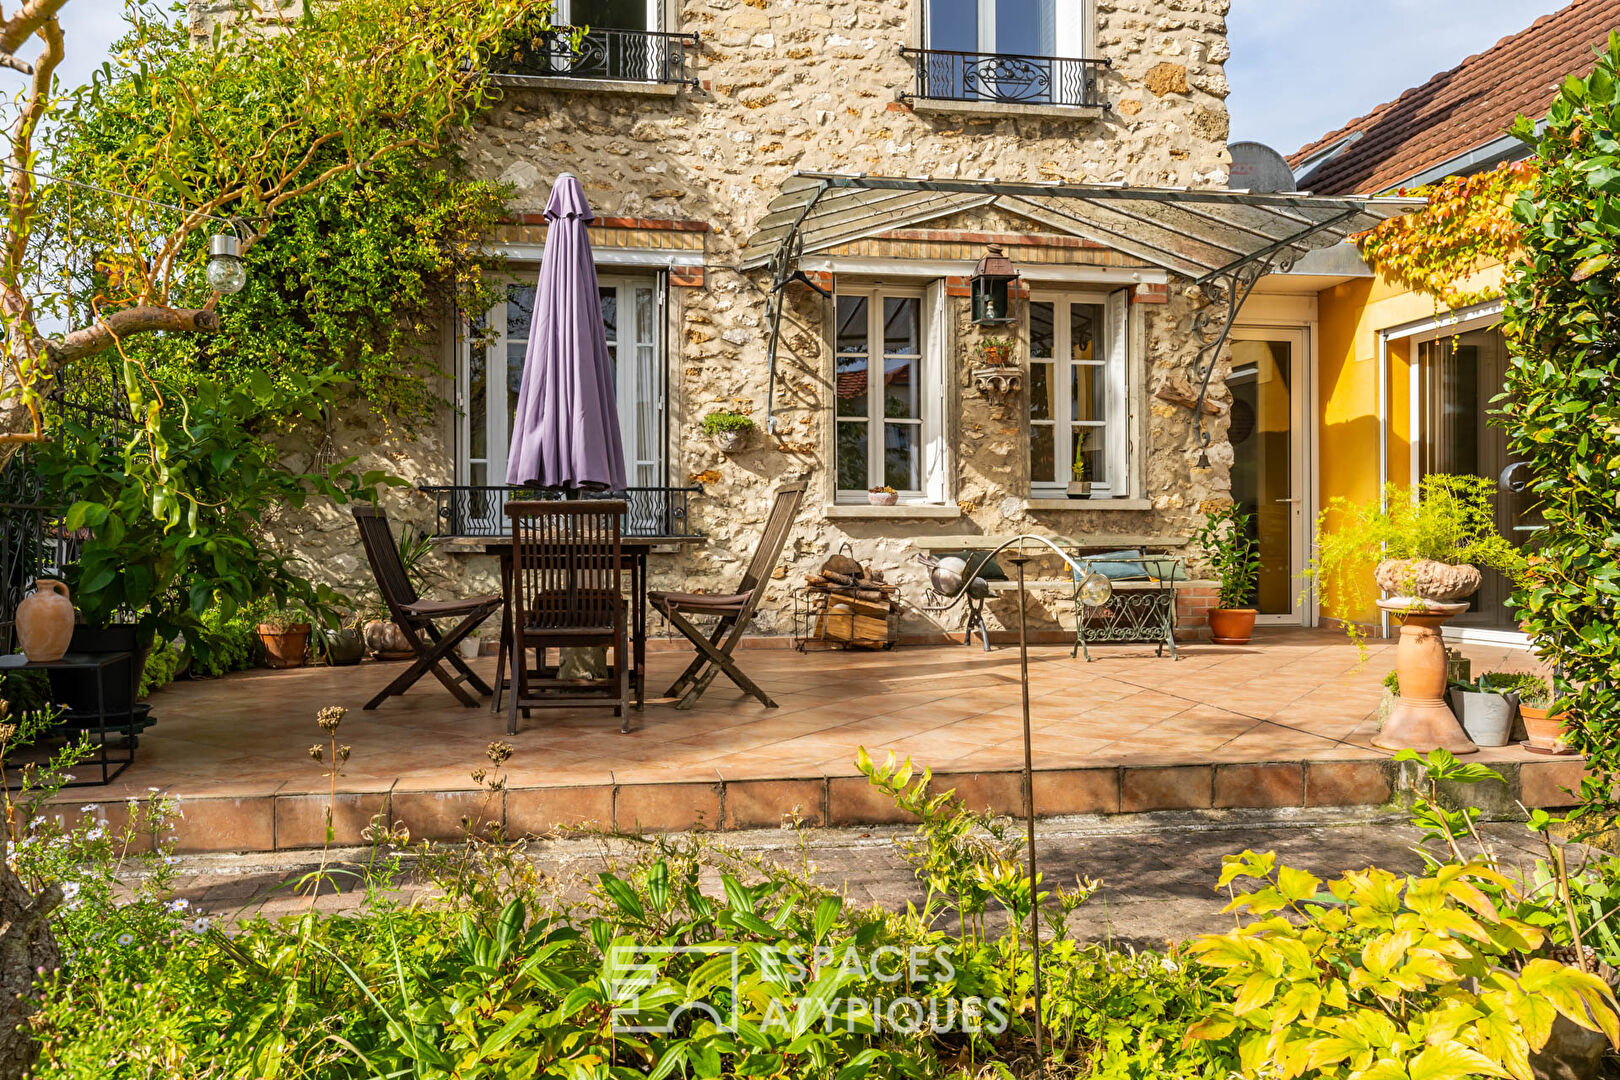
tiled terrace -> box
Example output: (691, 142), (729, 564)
(58, 630), (1582, 853)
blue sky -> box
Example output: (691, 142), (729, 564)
(49, 0), (1554, 155)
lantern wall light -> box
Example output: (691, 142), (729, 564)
(970, 243), (1019, 326)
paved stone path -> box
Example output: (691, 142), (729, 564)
(147, 811), (1559, 948)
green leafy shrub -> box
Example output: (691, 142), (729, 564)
(1499, 32), (1620, 819)
(1190, 505), (1259, 609)
(137, 638), (182, 698)
(699, 410), (754, 437)
(189, 604), (261, 678)
(1308, 474), (1522, 645)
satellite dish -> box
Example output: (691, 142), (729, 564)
(1228, 141), (1296, 194)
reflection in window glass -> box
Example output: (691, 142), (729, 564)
(1070, 305), (1095, 360)
(883, 297), (920, 355)
(926, 0), (977, 51)
(837, 422), (868, 491)
(1029, 302), (1054, 358)
(1071, 364), (1102, 421)
(1030, 425), (1055, 485)
(836, 296), (868, 353)
(836, 354), (869, 418)
(598, 288), (617, 339)
(885, 425), (918, 491)
(1029, 362), (1052, 421)
(507, 286), (536, 338)
(469, 346), (488, 461)
(884, 356), (919, 419)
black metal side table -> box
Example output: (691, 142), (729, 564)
(4, 651), (138, 787)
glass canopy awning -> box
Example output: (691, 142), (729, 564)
(740, 171), (1422, 282)
(742, 172), (1423, 455)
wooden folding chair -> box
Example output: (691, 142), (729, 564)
(650, 481), (805, 710)
(352, 505), (500, 710)
(502, 500), (631, 735)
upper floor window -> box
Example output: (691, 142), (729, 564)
(914, 0), (1100, 107)
(501, 0), (696, 86)
(1027, 292), (1129, 498)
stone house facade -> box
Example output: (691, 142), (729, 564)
(276, 0), (1246, 643)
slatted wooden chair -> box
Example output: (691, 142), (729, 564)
(650, 481), (805, 710)
(351, 505), (500, 710)
(502, 499), (631, 734)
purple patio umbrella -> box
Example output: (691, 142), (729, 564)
(506, 173), (627, 491)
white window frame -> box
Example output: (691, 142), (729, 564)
(832, 284), (947, 504)
(551, 0), (664, 80)
(457, 272), (664, 489)
(925, 0), (1092, 57)
(1026, 289), (1129, 499)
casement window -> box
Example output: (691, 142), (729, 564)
(459, 275), (663, 490)
(833, 285), (949, 503)
(550, 0), (667, 82)
(1027, 291), (1129, 498)
(924, 0), (1091, 58)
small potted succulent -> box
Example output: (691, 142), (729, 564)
(1066, 455), (1091, 500)
(701, 409), (754, 453)
(256, 604), (313, 669)
(1495, 673), (1571, 754)
(867, 485), (899, 506)
(457, 629), (483, 661)
(1447, 671), (1524, 748)
(1191, 504), (1261, 645)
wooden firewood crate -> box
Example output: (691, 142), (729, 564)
(792, 590), (897, 651)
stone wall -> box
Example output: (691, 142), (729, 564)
(239, 0), (1238, 641)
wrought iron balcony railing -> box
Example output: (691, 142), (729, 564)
(421, 485), (704, 540)
(900, 47), (1108, 109)
(495, 26), (699, 87)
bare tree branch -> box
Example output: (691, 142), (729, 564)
(43, 306), (222, 367)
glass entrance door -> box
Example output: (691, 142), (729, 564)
(1229, 328), (1308, 622)
(1417, 325), (1537, 632)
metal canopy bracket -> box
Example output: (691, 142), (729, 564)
(747, 172), (1422, 438)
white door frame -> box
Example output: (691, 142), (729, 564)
(1231, 324), (1312, 626)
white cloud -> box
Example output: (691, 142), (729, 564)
(1226, 0), (1553, 155)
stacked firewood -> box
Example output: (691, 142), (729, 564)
(803, 552), (900, 647)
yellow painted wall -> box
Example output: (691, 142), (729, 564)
(1309, 257), (1507, 621)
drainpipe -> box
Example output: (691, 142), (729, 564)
(1377, 331), (1390, 640)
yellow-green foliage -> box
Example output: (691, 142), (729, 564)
(1308, 473), (1524, 639)
(1186, 850), (1619, 1080)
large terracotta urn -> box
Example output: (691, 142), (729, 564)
(16, 578), (74, 663)
(1374, 596), (1477, 754)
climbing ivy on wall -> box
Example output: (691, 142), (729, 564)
(1356, 159), (1535, 308)
(1499, 37), (1620, 823)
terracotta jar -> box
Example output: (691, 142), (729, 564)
(16, 578), (74, 662)
(1207, 607), (1257, 645)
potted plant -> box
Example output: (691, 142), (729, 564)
(1447, 672), (1523, 748)
(1066, 455), (1091, 500)
(358, 600), (411, 660)
(457, 629), (482, 661)
(867, 485), (898, 506)
(974, 336), (1016, 367)
(1310, 474), (1523, 647)
(1191, 504), (1261, 645)
(315, 606), (367, 666)
(256, 604), (313, 669)
(700, 409), (753, 453)
(1495, 673), (1571, 753)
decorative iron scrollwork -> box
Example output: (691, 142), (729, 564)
(903, 48), (1108, 108)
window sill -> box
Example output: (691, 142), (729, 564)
(1024, 498), (1153, 511)
(824, 504), (963, 520)
(491, 75), (683, 97)
(905, 96), (1105, 122)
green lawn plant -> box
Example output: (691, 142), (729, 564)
(1190, 504), (1260, 609)
(1499, 32), (1620, 826)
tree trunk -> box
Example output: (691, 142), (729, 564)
(0, 857), (57, 1080)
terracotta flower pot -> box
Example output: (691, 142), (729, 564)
(1519, 703), (1574, 754)
(257, 623), (311, 669)
(16, 578), (74, 662)
(1208, 607), (1257, 645)
(1374, 558), (1482, 602)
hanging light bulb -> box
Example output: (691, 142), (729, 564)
(206, 234), (247, 295)
(1077, 571), (1113, 608)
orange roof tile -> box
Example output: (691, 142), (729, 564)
(1287, 0), (1620, 194)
